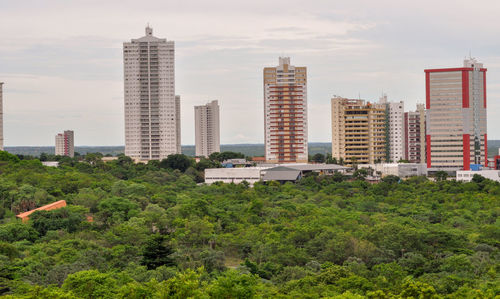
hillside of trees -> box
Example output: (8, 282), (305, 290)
(0, 151), (499, 298)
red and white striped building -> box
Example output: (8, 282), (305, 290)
(263, 57), (308, 163)
(425, 59), (487, 170)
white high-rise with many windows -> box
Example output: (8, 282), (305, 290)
(379, 95), (405, 162)
(123, 26), (180, 161)
(195, 100), (220, 157)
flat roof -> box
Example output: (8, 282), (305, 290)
(262, 167), (301, 181)
(16, 200), (67, 219)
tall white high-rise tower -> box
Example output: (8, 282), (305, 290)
(123, 26), (180, 161)
(195, 100), (220, 157)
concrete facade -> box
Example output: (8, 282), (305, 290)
(176, 95), (181, 154)
(264, 57), (308, 163)
(331, 97), (387, 166)
(205, 163), (350, 185)
(385, 100), (405, 162)
(425, 59), (487, 169)
(456, 170), (500, 182)
(404, 104), (426, 163)
(0, 82), (3, 151)
(205, 167), (268, 185)
(55, 130), (74, 157)
(195, 100), (220, 157)
(124, 26), (180, 161)
(359, 163), (427, 178)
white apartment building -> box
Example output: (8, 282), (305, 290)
(425, 59), (487, 169)
(195, 100), (220, 157)
(0, 82), (3, 151)
(263, 57), (308, 163)
(123, 26), (180, 161)
(380, 95), (404, 162)
(55, 130), (74, 157)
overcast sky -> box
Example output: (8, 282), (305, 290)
(1, 0), (500, 146)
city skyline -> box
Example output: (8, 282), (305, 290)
(1, 0), (500, 146)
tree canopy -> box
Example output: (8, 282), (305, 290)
(0, 151), (498, 298)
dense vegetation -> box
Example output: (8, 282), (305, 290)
(0, 151), (499, 298)
(6, 141), (500, 158)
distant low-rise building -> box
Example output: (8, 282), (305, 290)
(204, 163), (350, 185)
(457, 169), (500, 182)
(358, 163), (427, 178)
(222, 159), (251, 168)
(42, 161), (59, 167)
(205, 167), (269, 185)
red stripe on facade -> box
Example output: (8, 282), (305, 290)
(425, 72), (430, 109)
(426, 135), (431, 168)
(404, 112), (409, 160)
(483, 71), (487, 108)
(463, 134), (470, 170)
(484, 134), (488, 167)
(462, 71), (469, 108)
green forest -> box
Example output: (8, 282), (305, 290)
(0, 151), (499, 298)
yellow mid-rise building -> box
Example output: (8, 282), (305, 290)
(331, 97), (387, 166)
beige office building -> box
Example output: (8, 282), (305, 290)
(55, 130), (74, 157)
(195, 100), (220, 157)
(123, 26), (180, 161)
(425, 59), (487, 169)
(264, 57), (308, 163)
(331, 97), (386, 165)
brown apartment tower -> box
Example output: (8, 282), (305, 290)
(263, 57), (308, 163)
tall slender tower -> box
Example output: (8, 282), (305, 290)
(0, 82), (3, 151)
(263, 57), (308, 163)
(123, 26), (179, 161)
(404, 104), (426, 163)
(194, 100), (220, 157)
(382, 98), (405, 162)
(425, 58), (487, 169)
(175, 95), (181, 154)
